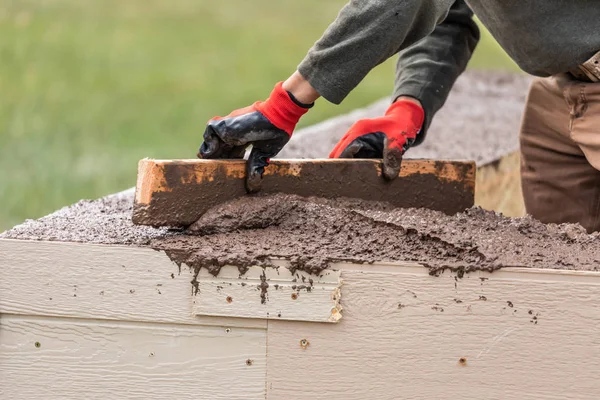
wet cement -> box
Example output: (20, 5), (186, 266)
(3, 190), (599, 276)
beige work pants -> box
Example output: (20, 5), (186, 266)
(520, 73), (600, 233)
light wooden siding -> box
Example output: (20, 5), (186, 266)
(4, 239), (600, 399)
(0, 239), (264, 329)
(266, 266), (600, 399)
(194, 265), (342, 323)
(475, 151), (525, 217)
(0, 314), (266, 400)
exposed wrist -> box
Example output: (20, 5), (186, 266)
(286, 90), (314, 109)
(283, 71), (320, 105)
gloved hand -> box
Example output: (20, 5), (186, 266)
(198, 82), (312, 192)
(329, 99), (424, 180)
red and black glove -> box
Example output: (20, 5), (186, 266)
(198, 82), (312, 192)
(329, 99), (424, 180)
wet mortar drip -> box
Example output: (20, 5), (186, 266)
(258, 270), (269, 305)
(3, 190), (599, 281)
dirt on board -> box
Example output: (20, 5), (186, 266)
(2, 189), (599, 277)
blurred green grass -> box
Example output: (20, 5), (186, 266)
(0, 0), (519, 230)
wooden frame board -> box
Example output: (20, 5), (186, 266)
(2, 239), (600, 399)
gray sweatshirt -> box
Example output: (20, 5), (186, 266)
(297, 0), (600, 144)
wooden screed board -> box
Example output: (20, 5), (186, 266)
(132, 158), (476, 227)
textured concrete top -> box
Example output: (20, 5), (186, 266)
(2, 189), (599, 273)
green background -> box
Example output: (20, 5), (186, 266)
(0, 0), (519, 230)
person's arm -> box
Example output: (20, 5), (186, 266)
(296, 0), (455, 104)
(393, 0), (480, 144)
(328, 0), (479, 179)
(200, 0), (457, 190)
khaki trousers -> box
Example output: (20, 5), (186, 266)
(520, 73), (600, 233)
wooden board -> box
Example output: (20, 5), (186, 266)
(1, 314), (266, 400)
(4, 239), (600, 399)
(266, 265), (600, 399)
(193, 265), (342, 323)
(475, 151), (525, 217)
(132, 158), (476, 227)
(0, 239), (265, 329)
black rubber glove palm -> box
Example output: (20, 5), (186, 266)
(198, 82), (311, 192)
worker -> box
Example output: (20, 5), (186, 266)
(198, 0), (600, 233)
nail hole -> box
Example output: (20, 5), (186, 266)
(225, 328), (231, 333)
(34, 342), (41, 348)
(300, 339), (309, 349)
(246, 359), (253, 366)
(226, 296), (233, 303)
(291, 293), (298, 300)
(459, 357), (467, 365)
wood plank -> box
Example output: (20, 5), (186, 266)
(0, 314), (266, 399)
(5, 238), (600, 398)
(475, 150), (525, 217)
(0, 239), (265, 329)
(266, 264), (600, 399)
(193, 265), (342, 323)
(132, 158), (476, 227)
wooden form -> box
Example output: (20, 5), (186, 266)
(475, 151), (525, 217)
(2, 238), (600, 399)
(132, 158), (476, 227)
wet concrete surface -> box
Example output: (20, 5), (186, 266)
(3, 189), (599, 275)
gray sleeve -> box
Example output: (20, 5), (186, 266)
(297, 0), (455, 105)
(393, 0), (480, 144)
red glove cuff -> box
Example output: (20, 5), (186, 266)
(256, 82), (311, 136)
(385, 99), (425, 139)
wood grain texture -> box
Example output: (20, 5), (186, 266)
(266, 265), (600, 399)
(132, 158), (476, 227)
(0, 239), (265, 329)
(134, 158), (475, 203)
(5, 239), (600, 399)
(0, 314), (266, 399)
(194, 265), (342, 323)
(475, 150), (525, 217)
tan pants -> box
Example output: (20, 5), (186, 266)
(520, 73), (600, 233)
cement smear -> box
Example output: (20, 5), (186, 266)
(3, 190), (599, 275)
